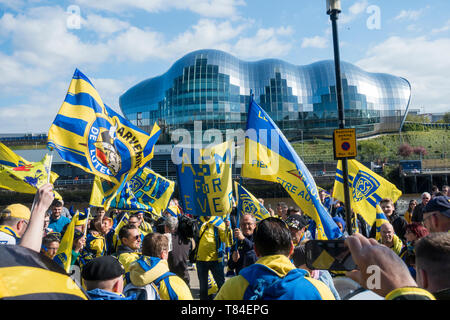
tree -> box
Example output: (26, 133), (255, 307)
(413, 146), (428, 156)
(443, 112), (450, 123)
(398, 143), (413, 158)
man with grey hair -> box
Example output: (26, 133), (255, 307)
(228, 213), (257, 275)
(165, 216), (192, 286)
(415, 232), (450, 300)
(412, 192), (431, 223)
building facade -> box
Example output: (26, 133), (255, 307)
(120, 49), (411, 141)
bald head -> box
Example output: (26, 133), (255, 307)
(380, 223), (394, 245)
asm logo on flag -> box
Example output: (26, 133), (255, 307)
(241, 194), (258, 215)
(88, 122), (122, 176)
(352, 170), (380, 202)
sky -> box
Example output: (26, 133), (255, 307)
(0, 0), (449, 133)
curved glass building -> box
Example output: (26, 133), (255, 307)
(119, 49), (411, 141)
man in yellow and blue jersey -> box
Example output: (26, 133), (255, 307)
(126, 232), (193, 300)
(215, 217), (335, 300)
(197, 216), (232, 300)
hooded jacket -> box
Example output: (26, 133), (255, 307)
(214, 254), (335, 300)
(87, 288), (135, 300)
(115, 245), (141, 285)
(129, 256), (193, 300)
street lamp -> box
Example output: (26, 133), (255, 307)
(326, 0), (353, 236)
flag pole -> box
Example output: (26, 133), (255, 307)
(47, 150), (54, 184)
(84, 207), (91, 237)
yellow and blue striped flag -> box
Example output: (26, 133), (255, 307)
(54, 212), (79, 273)
(242, 99), (342, 240)
(90, 166), (174, 214)
(175, 140), (234, 217)
(0, 142), (27, 167)
(375, 204), (389, 241)
(0, 143), (61, 199)
(48, 69), (161, 188)
(112, 212), (130, 251)
(333, 159), (402, 228)
(235, 181), (271, 222)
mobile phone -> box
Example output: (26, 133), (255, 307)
(305, 240), (357, 271)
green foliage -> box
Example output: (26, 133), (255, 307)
(406, 114), (431, 123)
(444, 112), (450, 123)
(292, 129), (449, 162)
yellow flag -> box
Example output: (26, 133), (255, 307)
(0, 152), (61, 199)
(375, 205), (389, 241)
(0, 142), (28, 167)
(333, 159), (402, 227)
(54, 213), (78, 273)
(112, 213), (130, 251)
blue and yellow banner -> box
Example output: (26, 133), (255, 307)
(54, 212), (79, 273)
(175, 141), (234, 216)
(235, 181), (271, 222)
(333, 159), (402, 227)
(0, 144), (61, 199)
(242, 99), (342, 240)
(375, 205), (389, 241)
(0, 142), (27, 167)
(112, 212), (130, 251)
(90, 166), (174, 214)
(48, 69), (161, 187)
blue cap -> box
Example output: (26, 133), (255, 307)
(423, 195), (450, 218)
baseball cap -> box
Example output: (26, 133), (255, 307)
(1, 204), (31, 220)
(81, 256), (125, 281)
(285, 214), (308, 230)
(423, 195), (450, 218)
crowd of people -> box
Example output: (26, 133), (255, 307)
(0, 182), (449, 301)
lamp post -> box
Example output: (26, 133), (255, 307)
(327, 0), (353, 236)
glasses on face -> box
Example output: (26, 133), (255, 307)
(130, 234), (141, 241)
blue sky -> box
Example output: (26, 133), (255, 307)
(0, 0), (449, 133)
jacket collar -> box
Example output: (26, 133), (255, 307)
(254, 254), (296, 278)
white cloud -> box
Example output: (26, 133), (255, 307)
(164, 19), (247, 58)
(340, 0), (369, 24)
(231, 27), (293, 59)
(82, 14), (130, 36)
(394, 9), (424, 21)
(0, 4), (297, 132)
(432, 20), (450, 34)
(301, 36), (328, 49)
(356, 36), (450, 113)
(74, 0), (246, 18)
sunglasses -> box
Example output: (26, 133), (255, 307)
(130, 235), (141, 241)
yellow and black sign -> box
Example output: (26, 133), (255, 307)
(333, 128), (357, 159)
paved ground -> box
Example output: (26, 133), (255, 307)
(187, 266), (200, 300)
(187, 264), (234, 300)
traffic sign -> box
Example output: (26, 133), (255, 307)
(333, 128), (357, 159)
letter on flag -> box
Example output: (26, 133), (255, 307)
(175, 141), (234, 216)
(48, 69), (161, 188)
(242, 99), (342, 240)
(90, 167), (174, 214)
(332, 159), (402, 227)
(235, 181), (271, 222)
